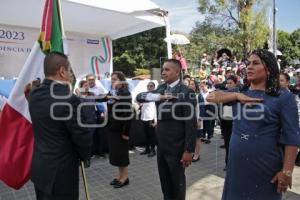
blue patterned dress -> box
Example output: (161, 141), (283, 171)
(222, 89), (300, 200)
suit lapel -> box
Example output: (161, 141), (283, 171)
(172, 82), (182, 94)
(157, 83), (168, 94)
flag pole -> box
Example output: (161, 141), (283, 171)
(57, 0), (65, 38)
(56, 2), (87, 199)
(57, 0), (69, 55)
(81, 161), (91, 200)
(57, 0), (75, 86)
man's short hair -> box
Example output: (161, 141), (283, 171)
(86, 74), (96, 80)
(164, 59), (182, 70)
(44, 52), (69, 77)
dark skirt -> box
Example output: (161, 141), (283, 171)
(107, 128), (129, 167)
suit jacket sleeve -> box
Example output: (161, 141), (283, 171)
(183, 88), (197, 153)
(65, 95), (92, 161)
(136, 84), (165, 103)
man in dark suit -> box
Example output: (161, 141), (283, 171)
(29, 52), (92, 200)
(136, 59), (197, 200)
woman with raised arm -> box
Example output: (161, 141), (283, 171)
(105, 71), (132, 188)
(207, 49), (300, 200)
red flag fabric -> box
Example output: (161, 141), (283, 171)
(0, 104), (33, 188)
(0, 0), (65, 189)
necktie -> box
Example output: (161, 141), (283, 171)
(165, 85), (172, 95)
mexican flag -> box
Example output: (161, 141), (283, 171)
(0, 0), (67, 189)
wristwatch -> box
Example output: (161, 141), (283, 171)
(282, 170), (293, 177)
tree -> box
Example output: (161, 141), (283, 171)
(197, 0), (270, 58)
(277, 30), (293, 67)
(184, 19), (243, 62)
(288, 29), (300, 64)
(113, 27), (167, 77)
(276, 29), (300, 68)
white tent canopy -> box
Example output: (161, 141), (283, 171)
(0, 0), (166, 39)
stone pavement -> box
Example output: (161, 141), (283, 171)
(1, 130), (300, 200)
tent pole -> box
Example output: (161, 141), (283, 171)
(272, 0), (277, 57)
(164, 16), (172, 59)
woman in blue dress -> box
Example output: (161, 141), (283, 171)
(207, 49), (300, 200)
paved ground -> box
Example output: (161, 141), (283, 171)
(1, 129), (300, 200)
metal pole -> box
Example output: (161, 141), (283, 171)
(81, 161), (91, 200)
(273, 0), (276, 56)
(57, 0), (69, 55)
(163, 16), (172, 59)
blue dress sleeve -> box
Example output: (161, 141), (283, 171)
(279, 91), (300, 146)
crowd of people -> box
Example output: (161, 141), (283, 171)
(7, 48), (299, 200)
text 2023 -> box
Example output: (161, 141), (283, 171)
(0, 29), (25, 40)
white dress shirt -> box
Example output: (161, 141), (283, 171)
(89, 85), (106, 96)
(200, 90), (210, 105)
(140, 102), (157, 122)
(146, 79), (180, 101)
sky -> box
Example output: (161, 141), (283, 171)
(152, 0), (300, 34)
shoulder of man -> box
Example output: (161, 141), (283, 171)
(178, 83), (194, 93)
(155, 83), (167, 93)
(176, 83), (196, 100)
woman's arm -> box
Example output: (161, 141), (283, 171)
(283, 145), (298, 174)
(206, 91), (238, 104)
(271, 91), (300, 193)
(206, 91), (263, 104)
(271, 145), (298, 193)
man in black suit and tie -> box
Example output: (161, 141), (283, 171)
(29, 52), (92, 200)
(136, 59), (197, 200)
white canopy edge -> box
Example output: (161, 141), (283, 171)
(0, 0), (167, 40)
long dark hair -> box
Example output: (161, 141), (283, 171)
(243, 49), (280, 96)
(189, 79), (200, 93)
(111, 71), (128, 90)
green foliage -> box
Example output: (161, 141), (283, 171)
(185, 19), (247, 61)
(134, 68), (150, 76)
(113, 51), (137, 77)
(290, 29), (300, 47)
(113, 27), (167, 77)
(196, 0), (270, 58)
(277, 29), (300, 68)
(185, 20), (237, 59)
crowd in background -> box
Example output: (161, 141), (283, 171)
(1, 49), (300, 200)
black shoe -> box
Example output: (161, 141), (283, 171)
(84, 160), (91, 168)
(140, 149), (150, 155)
(110, 178), (119, 185)
(148, 150), (156, 157)
(200, 138), (206, 142)
(97, 153), (106, 158)
(205, 140), (211, 144)
(192, 156), (200, 162)
(113, 178), (129, 188)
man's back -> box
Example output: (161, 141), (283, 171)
(29, 79), (92, 196)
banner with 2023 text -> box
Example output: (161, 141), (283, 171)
(0, 24), (112, 79)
